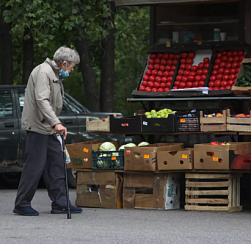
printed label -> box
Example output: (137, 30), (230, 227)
(83, 148), (89, 153)
(144, 154), (150, 159)
(182, 154), (188, 159)
(143, 121), (148, 126)
(112, 157), (116, 160)
(213, 157), (218, 162)
(180, 119), (186, 123)
(126, 150), (131, 155)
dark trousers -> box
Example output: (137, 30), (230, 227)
(15, 131), (67, 208)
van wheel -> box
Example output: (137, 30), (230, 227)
(67, 169), (76, 189)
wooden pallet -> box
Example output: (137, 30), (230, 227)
(86, 116), (110, 132)
(227, 109), (251, 132)
(200, 110), (227, 132)
(185, 173), (242, 212)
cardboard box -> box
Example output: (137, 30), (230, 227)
(123, 172), (180, 210)
(66, 141), (119, 169)
(76, 171), (123, 208)
(124, 143), (183, 171)
(157, 149), (194, 171)
(194, 142), (251, 170)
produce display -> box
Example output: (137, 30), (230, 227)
(230, 113), (250, 118)
(235, 62), (251, 87)
(173, 52), (210, 89)
(203, 113), (223, 118)
(144, 108), (176, 118)
(139, 53), (180, 92)
(210, 142), (231, 145)
(208, 50), (245, 90)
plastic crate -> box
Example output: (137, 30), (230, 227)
(175, 112), (200, 132)
(92, 150), (124, 170)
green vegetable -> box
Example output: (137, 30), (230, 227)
(99, 142), (116, 151)
(238, 72), (245, 80)
(138, 141), (150, 147)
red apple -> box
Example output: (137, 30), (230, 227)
(157, 88), (164, 92)
(139, 86), (145, 91)
(142, 80), (148, 86)
(145, 70), (152, 76)
(145, 87), (151, 92)
(148, 82), (154, 88)
(152, 70), (158, 76)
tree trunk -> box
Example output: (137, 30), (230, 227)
(22, 28), (34, 85)
(0, 16), (13, 85)
(75, 37), (100, 112)
(100, 1), (116, 112)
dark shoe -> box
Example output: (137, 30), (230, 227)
(51, 205), (82, 214)
(13, 206), (39, 216)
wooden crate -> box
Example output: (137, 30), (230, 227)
(86, 117), (110, 132)
(227, 109), (251, 132)
(185, 173), (242, 212)
(200, 110), (227, 132)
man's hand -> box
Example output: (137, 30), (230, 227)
(54, 124), (67, 140)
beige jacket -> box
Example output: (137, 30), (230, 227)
(22, 58), (64, 135)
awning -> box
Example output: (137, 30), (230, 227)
(115, 0), (232, 6)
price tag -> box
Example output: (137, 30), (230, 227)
(83, 148), (89, 153)
(126, 150), (130, 155)
(144, 154), (150, 159)
(180, 119), (186, 123)
(112, 157), (116, 160)
(143, 121), (148, 126)
(213, 157), (218, 162)
(182, 154), (188, 159)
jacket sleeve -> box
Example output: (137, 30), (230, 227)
(34, 71), (61, 127)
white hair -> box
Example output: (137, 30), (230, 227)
(53, 46), (80, 65)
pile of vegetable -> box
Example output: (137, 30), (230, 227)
(145, 109), (176, 119)
(235, 62), (251, 87)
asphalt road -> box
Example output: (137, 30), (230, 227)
(1, 187), (251, 244)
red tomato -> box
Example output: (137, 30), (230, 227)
(220, 62), (226, 68)
(164, 88), (169, 92)
(154, 82), (160, 88)
(152, 88), (158, 92)
(195, 75), (201, 81)
(169, 54), (174, 59)
(232, 51), (238, 57)
(143, 75), (149, 81)
(157, 53), (163, 59)
(224, 69), (230, 75)
(198, 63), (204, 69)
(198, 81), (204, 86)
(201, 75), (207, 81)
(164, 71), (169, 77)
(239, 55), (245, 61)
(204, 63), (210, 69)
(148, 65), (154, 70)
(169, 71), (175, 76)
(221, 56), (228, 62)
(148, 81), (154, 88)
(235, 73), (238, 78)
(149, 59), (154, 64)
(197, 69), (203, 75)
(174, 81), (180, 87)
(155, 58), (161, 64)
(223, 75), (229, 80)
(167, 60), (173, 66)
(180, 64), (186, 70)
(210, 75), (216, 81)
(203, 69), (208, 75)
(172, 86), (178, 90)
(166, 81), (171, 87)
(156, 77), (162, 83)
(158, 88), (164, 92)
(227, 51), (232, 57)
(160, 65), (166, 72)
(216, 74), (223, 80)
(154, 64), (160, 70)
(174, 54), (180, 60)
(180, 82), (186, 89)
(184, 70), (190, 76)
(213, 87), (219, 90)
(228, 57), (233, 63)
(233, 56), (239, 62)
(181, 53), (188, 59)
(215, 80), (221, 87)
(167, 77), (173, 83)
(213, 64), (219, 70)
(186, 64), (192, 70)
(232, 62), (238, 68)
(216, 53), (222, 58)
(188, 52), (195, 59)
(203, 57), (210, 63)
(226, 63), (232, 69)
(178, 70), (184, 75)
(145, 70), (152, 76)
(235, 67), (240, 73)
(190, 71), (196, 77)
(229, 74), (235, 80)
(226, 86), (232, 89)
(212, 70), (218, 75)
(209, 87), (213, 90)
(171, 65), (176, 71)
(166, 65), (171, 71)
(238, 61), (242, 67)
(158, 71), (164, 77)
(152, 70), (158, 76)
(188, 76), (195, 81)
(149, 76), (155, 82)
(161, 77), (168, 83)
(187, 82), (193, 88)
(215, 58), (221, 64)
(209, 81), (215, 87)
(150, 54), (156, 59)
(221, 81), (228, 87)
(145, 87), (151, 92)
(186, 58), (193, 64)
(163, 53), (169, 59)
(160, 83), (166, 88)
(222, 51), (227, 55)
(191, 65), (198, 71)
(228, 80), (235, 86)
(182, 77), (188, 83)
(176, 75), (182, 81)
(218, 68), (224, 74)
(219, 87), (225, 90)
(193, 81), (199, 87)
(173, 60), (178, 66)
(142, 80), (148, 86)
(180, 59), (186, 64)
(161, 60), (167, 65)
(238, 51), (244, 56)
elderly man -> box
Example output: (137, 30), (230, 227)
(13, 46), (82, 216)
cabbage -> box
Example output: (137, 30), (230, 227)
(125, 143), (137, 147)
(138, 142), (149, 147)
(99, 142), (116, 151)
(118, 145), (125, 151)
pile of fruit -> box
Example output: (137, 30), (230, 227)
(230, 114), (250, 118)
(139, 53), (180, 92)
(144, 108), (176, 118)
(208, 50), (245, 90)
(210, 142), (231, 145)
(235, 62), (251, 87)
(204, 113), (223, 118)
(173, 52), (210, 89)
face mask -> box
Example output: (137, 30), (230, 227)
(60, 69), (69, 77)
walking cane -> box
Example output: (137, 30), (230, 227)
(61, 136), (71, 219)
